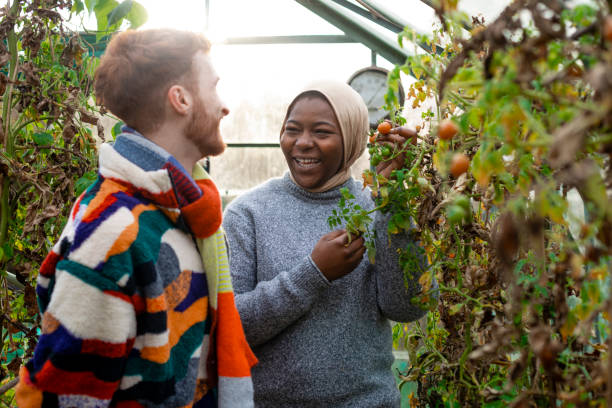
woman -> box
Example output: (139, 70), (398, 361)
(223, 80), (428, 407)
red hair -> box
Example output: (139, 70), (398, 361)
(94, 29), (211, 134)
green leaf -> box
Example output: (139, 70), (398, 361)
(449, 303), (463, 316)
(454, 67), (479, 82)
(394, 213), (412, 230)
(111, 121), (124, 138)
(2, 243), (13, 261)
(446, 205), (467, 224)
(388, 219), (399, 234)
(340, 187), (353, 200)
(85, 0), (99, 13)
(75, 171), (98, 196)
(126, 1), (148, 28)
(32, 132), (54, 146)
(498, 172), (516, 192)
(94, 0), (120, 40)
(72, 0), (85, 14)
(453, 195), (471, 213)
(107, 0), (133, 28)
(366, 241), (376, 264)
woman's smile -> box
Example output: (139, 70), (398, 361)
(293, 156), (322, 168)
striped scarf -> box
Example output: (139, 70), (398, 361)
(191, 163), (258, 406)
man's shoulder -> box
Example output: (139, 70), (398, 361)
(62, 177), (174, 265)
(76, 176), (169, 223)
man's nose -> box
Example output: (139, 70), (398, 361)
(221, 102), (229, 117)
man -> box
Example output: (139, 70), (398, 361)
(16, 29), (256, 407)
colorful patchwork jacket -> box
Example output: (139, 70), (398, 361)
(16, 130), (257, 407)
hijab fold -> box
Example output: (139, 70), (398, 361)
(281, 80), (369, 193)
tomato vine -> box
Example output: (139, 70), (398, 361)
(334, 0), (612, 405)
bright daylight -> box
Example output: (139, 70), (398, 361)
(0, 0), (611, 407)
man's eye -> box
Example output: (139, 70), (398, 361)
(285, 127), (300, 132)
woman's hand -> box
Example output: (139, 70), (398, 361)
(375, 126), (417, 179)
(311, 230), (365, 281)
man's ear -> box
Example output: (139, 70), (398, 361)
(167, 85), (193, 116)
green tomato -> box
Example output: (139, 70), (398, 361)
(368, 146), (376, 155)
(381, 146), (392, 157)
(371, 154), (381, 166)
(446, 205), (467, 224)
(454, 195), (471, 212)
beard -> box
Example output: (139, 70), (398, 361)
(185, 96), (226, 157)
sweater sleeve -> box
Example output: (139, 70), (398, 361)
(16, 257), (136, 407)
(371, 211), (433, 322)
(224, 206), (331, 347)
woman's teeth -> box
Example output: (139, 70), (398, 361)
(295, 158), (321, 167)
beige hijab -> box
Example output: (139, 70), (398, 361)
(280, 80), (369, 193)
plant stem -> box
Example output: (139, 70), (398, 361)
(12, 116), (57, 135)
(0, 0), (22, 369)
(0, 179), (7, 251)
(608, 292), (612, 406)
(451, 228), (463, 286)
(458, 318), (472, 386)
(414, 320), (448, 364)
(437, 284), (499, 310)
(0, 378), (18, 396)
(447, 91), (473, 109)
(0, 0), (21, 248)
(2, 1), (20, 157)
(409, 147), (428, 174)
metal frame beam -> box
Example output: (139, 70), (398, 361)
(294, 0), (411, 65)
(226, 143), (280, 148)
(330, 0), (403, 32)
(347, 0), (443, 54)
(221, 35), (355, 45)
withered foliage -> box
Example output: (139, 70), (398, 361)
(0, 0), (100, 381)
(391, 0), (612, 406)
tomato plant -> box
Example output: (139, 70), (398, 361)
(334, 0), (612, 406)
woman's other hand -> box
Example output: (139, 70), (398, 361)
(375, 126), (417, 179)
(311, 230), (365, 281)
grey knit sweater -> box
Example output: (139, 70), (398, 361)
(223, 173), (428, 407)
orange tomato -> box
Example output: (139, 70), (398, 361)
(450, 153), (470, 178)
(604, 16), (612, 42)
(439, 120), (459, 141)
(377, 121), (392, 134)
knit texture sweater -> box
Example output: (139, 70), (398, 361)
(223, 173), (428, 407)
(17, 131), (255, 407)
